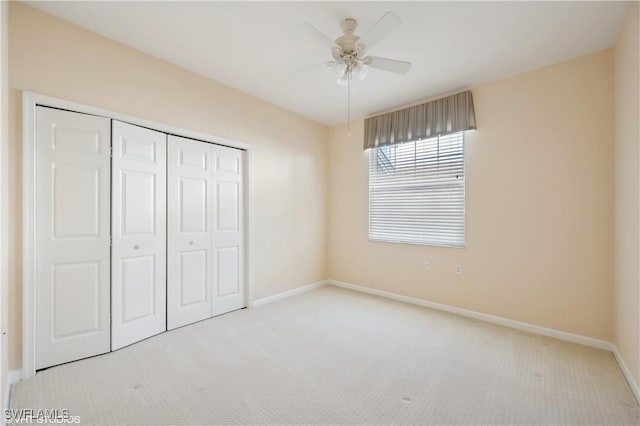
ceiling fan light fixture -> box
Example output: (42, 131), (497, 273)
(331, 61), (347, 76)
(356, 63), (369, 81)
(336, 69), (350, 87)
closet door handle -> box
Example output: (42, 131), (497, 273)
(188, 241), (195, 245)
(133, 245), (140, 250)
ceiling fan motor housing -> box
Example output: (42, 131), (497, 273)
(335, 18), (367, 66)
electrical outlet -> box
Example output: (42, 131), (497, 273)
(455, 264), (462, 274)
(424, 261), (431, 270)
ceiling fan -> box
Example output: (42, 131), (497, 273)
(296, 12), (412, 86)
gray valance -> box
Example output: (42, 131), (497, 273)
(363, 90), (476, 150)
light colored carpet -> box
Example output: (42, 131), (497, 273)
(10, 285), (639, 425)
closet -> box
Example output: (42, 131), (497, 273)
(34, 106), (246, 370)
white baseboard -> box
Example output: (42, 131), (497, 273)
(613, 346), (640, 404)
(326, 279), (614, 352)
(250, 280), (327, 307)
(3, 369), (21, 412)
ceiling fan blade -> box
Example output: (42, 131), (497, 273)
(359, 12), (401, 50)
(297, 23), (336, 49)
(292, 61), (334, 77)
(366, 56), (412, 74)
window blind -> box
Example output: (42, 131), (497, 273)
(369, 132), (465, 247)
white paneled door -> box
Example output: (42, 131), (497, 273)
(167, 137), (245, 327)
(211, 144), (245, 316)
(167, 135), (214, 330)
(35, 107), (111, 370)
(111, 121), (167, 350)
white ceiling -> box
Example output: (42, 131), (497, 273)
(27, 1), (629, 126)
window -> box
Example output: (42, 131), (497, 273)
(368, 132), (465, 247)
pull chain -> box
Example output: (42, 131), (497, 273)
(347, 67), (351, 136)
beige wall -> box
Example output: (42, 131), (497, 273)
(7, 3), (328, 370)
(614, 2), (640, 389)
(328, 50), (614, 341)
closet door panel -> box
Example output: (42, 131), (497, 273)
(112, 121), (166, 350)
(212, 145), (245, 316)
(167, 135), (213, 330)
(35, 107), (111, 369)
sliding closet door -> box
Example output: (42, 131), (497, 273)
(167, 136), (213, 330)
(111, 121), (166, 350)
(35, 107), (111, 369)
(212, 145), (245, 316)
